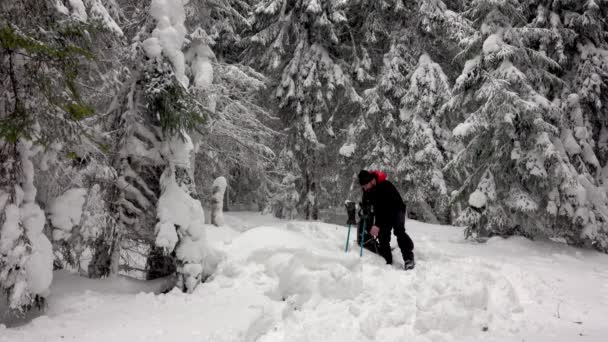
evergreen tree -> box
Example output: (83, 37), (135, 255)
(265, 146), (301, 219)
(243, 0), (361, 219)
(186, 0), (252, 62)
(136, 0), (210, 290)
(339, 3), (416, 203)
(527, 0), (608, 250)
(47, 162), (116, 277)
(183, 0), (279, 213)
(0, 0), (121, 310)
(104, 0), (279, 282)
(398, 54), (451, 223)
(418, 0), (472, 44)
(444, 0), (608, 249)
(445, 0), (559, 237)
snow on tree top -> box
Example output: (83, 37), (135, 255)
(418, 53), (432, 65)
(306, 0), (322, 13)
(145, 0), (189, 87)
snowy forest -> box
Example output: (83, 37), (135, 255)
(1, 0), (608, 315)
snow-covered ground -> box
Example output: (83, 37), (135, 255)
(2, 212), (608, 341)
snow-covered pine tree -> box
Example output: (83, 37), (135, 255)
(265, 146), (301, 219)
(526, 0), (608, 250)
(182, 0), (279, 213)
(345, 0), (409, 83)
(102, 0), (277, 281)
(561, 1), (608, 172)
(0, 141), (53, 312)
(243, 0), (361, 219)
(0, 0), (120, 310)
(339, 2), (416, 203)
(185, 0), (252, 63)
(339, 2), (451, 218)
(416, 0), (475, 83)
(191, 52), (278, 212)
(40, 145), (119, 277)
(418, 0), (472, 45)
(443, 0), (599, 243)
(567, 2), (608, 250)
(398, 53), (451, 223)
(37, 1), (125, 278)
(92, 0), (204, 285)
(104, 4), (167, 278)
(137, 0), (212, 292)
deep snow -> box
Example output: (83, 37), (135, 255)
(2, 212), (608, 341)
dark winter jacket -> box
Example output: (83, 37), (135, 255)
(362, 172), (406, 227)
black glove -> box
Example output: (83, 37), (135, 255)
(345, 200), (357, 225)
(358, 202), (372, 220)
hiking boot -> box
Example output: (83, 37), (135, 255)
(403, 258), (415, 270)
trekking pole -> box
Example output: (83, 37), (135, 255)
(344, 200), (357, 253)
(360, 220), (366, 257)
(345, 223), (352, 252)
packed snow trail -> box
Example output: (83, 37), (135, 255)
(2, 212), (608, 341)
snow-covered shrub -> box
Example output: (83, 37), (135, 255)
(0, 141), (53, 312)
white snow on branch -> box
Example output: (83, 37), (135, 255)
(144, 0), (189, 87)
(468, 190), (487, 209)
(89, 0), (123, 36)
(49, 188), (87, 241)
(68, 0), (88, 21)
(339, 143), (356, 157)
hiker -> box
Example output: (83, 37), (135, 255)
(358, 170), (415, 270)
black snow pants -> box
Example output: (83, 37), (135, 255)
(377, 210), (414, 265)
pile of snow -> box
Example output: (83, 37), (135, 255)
(48, 188), (87, 241)
(3, 213), (608, 341)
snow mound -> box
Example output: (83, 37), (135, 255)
(224, 226), (361, 300)
(218, 223), (526, 341)
(49, 188), (87, 241)
(4, 214), (608, 341)
(413, 259), (522, 336)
